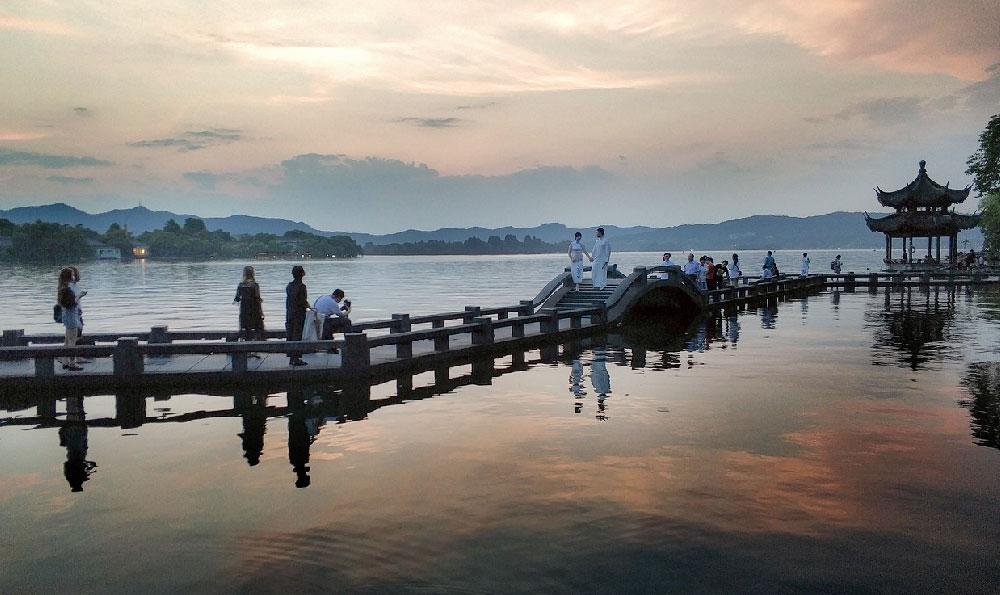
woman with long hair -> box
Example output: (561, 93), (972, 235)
(234, 265), (265, 356)
(57, 267), (83, 371)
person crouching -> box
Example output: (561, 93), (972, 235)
(313, 289), (352, 342)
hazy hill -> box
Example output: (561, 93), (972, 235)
(0, 203), (983, 250)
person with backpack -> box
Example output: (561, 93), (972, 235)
(831, 255), (842, 274)
(57, 267), (83, 371)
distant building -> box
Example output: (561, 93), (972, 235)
(132, 242), (149, 258)
(87, 239), (122, 260)
(865, 160), (980, 269)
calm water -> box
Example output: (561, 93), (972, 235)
(2, 256), (999, 594)
(0, 249), (884, 334)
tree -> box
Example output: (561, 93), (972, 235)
(979, 192), (1000, 260)
(104, 222), (134, 258)
(183, 217), (207, 234)
(966, 114), (1000, 197)
(163, 219), (181, 233)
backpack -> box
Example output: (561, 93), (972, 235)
(53, 304), (62, 323)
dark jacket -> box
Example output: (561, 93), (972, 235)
(286, 280), (308, 320)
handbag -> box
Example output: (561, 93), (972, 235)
(53, 304), (63, 323)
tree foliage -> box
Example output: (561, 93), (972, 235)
(967, 113), (1000, 197)
(364, 234), (563, 255)
(4, 220), (92, 263)
(979, 193), (1000, 260)
(135, 222), (362, 259)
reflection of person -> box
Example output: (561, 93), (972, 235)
(287, 390), (313, 488)
(590, 349), (611, 397)
(239, 396), (268, 467)
(727, 313), (740, 345)
(314, 289), (352, 340)
(285, 265), (308, 366)
(569, 359), (586, 403)
(59, 396), (95, 492)
(234, 266), (265, 343)
(590, 228), (611, 290)
(567, 232), (590, 291)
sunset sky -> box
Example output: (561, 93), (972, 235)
(1, 1), (998, 233)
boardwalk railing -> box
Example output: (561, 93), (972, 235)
(0, 303), (604, 385)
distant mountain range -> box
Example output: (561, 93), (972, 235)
(0, 203), (983, 250)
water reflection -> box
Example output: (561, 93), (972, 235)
(59, 396), (96, 492)
(959, 362), (1000, 450)
(868, 288), (958, 370)
(235, 392), (268, 467)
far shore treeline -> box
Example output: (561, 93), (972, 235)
(0, 217), (362, 263)
(363, 234), (562, 255)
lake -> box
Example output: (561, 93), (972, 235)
(1, 254), (998, 594)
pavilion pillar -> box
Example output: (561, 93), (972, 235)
(885, 235), (891, 264)
(935, 237), (941, 263)
(927, 237), (932, 259)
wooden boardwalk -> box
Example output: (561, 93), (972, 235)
(2, 266), (998, 394)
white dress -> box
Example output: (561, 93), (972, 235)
(569, 241), (585, 284)
(591, 238), (611, 289)
(801, 257), (810, 276)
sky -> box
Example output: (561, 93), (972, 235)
(1, 0), (998, 233)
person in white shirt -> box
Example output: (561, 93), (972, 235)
(762, 264), (773, 280)
(567, 232), (591, 291)
(800, 252), (810, 277)
(660, 252), (678, 267)
(313, 288), (352, 340)
(729, 253), (742, 287)
(682, 253), (700, 279)
(590, 227), (612, 290)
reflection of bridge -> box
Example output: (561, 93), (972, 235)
(2, 266), (996, 392)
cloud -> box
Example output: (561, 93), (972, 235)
(394, 117), (463, 128)
(73, 107), (90, 116)
(956, 63), (1000, 112)
(834, 97), (925, 125)
(47, 175), (94, 184)
(0, 149), (112, 168)
(128, 128), (245, 152)
(455, 102), (498, 110)
(0, 130), (49, 141)
(0, 16), (79, 37)
(183, 171), (224, 191)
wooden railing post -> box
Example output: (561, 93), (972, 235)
(392, 314), (413, 359)
(540, 309), (560, 334)
(434, 329), (449, 352)
(149, 325), (171, 344)
(511, 318), (525, 339)
(463, 306), (481, 324)
(471, 317), (494, 346)
(231, 351), (248, 374)
(390, 314), (411, 334)
(35, 355), (55, 379)
(2, 329), (24, 347)
(113, 337), (143, 379)
(518, 300), (534, 317)
(342, 333), (370, 372)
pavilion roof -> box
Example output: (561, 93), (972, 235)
(875, 160), (971, 209)
(865, 210), (980, 236)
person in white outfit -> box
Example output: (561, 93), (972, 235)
(729, 253), (742, 287)
(567, 232), (591, 291)
(800, 252), (810, 277)
(590, 227), (611, 290)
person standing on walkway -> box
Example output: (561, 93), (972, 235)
(234, 266), (265, 356)
(57, 267), (83, 371)
(683, 253), (699, 280)
(831, 254), (842, 274)
(729, 253), (742, 287)
(800, 252), (810, 277)
(68, 266), (86, 344)
(590, 227), (611, 290)
(764, 250), (775, 271)
(567, 232), (590, 291)
(285, 265), (308, 366)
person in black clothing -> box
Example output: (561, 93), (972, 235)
(234, 266), (265, 343)
(285, 265), (308, 366)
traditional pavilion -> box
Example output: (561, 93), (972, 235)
(865, 160), (980, 269)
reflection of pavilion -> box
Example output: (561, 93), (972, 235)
(960, 362), (1000, 450)
(865, 160), (979, 269)
(868, 287), (957, 371)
